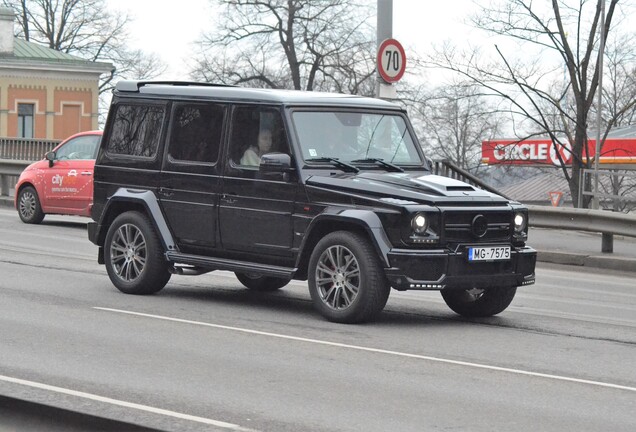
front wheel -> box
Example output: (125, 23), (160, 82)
(308, 231), (390, 324)
(235, 273), (290, 292)
(17, 186), (45, 224)
(441, 286), (517, 317)
(104, 211), (171, 295)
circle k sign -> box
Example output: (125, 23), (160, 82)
(488, 140), (573, 166)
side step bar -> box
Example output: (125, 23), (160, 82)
(165, 252), (296, 279)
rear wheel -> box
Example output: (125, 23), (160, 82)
(441, 286), (517, 317)
(235, 272), (290, 292)
(308, 231), (390, 323)
(104, 211), (171, 295)
(17, 186), (44, 224)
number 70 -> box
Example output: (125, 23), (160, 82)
(384, 50), (400, 71)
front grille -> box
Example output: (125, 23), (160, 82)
(443, 210), (512, 243)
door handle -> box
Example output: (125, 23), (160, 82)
(81, 171), (92, 176)
(159, 187), (174, 197)
(221, 193), (237, 204)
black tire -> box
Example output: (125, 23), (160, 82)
(235, 272), (290, 292)
(441, 286), (517, 317)
(104, 211), (171, 295)
(17, 186), (45, 224)
(308, 231), (390, 324)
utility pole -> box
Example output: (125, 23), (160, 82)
(593, 0), (606, 209)
(376, 0), (396, 99)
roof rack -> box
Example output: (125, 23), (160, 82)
(115, 80), (236, 92)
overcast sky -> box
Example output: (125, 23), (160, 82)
(106, 0), (479, 82)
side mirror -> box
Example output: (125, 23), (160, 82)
(259, 152), (293, 173)
(45, 151), (56, 168)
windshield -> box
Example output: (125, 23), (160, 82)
(292, 111), (423, 165)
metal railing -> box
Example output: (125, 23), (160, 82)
(0, 137), (58, 161)
(579, 168), (636, 211)
(0, 137), (58, 201)
(528, 204), (636, 252)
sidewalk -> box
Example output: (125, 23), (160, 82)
(2, 196), (635, 272)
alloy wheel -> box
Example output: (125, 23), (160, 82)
(110, 223), (147, 282)
(315, 245), (360, 310)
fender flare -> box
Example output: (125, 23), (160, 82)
(298, 209), (393, 268)
(98, 188), (176, 252)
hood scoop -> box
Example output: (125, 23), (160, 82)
(445, 185), (475, 192)
(411, 175), (479, 194)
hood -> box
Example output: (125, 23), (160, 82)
(305, 172), (509, 205)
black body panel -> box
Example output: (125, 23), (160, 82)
(90, 81), (536, 293)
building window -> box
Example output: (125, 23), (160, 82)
(18, 103), (34, 138)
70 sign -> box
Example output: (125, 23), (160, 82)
(377, 38), (407, 83)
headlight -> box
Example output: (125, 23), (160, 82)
(411, 213), (429, 234)
(514, 212), (526, 232)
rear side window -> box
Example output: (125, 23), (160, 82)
(106, 104), (165, 157)
(168, 103), (224, 164)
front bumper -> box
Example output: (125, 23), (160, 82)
(385, 245), (536, 291)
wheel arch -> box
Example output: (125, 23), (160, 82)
(295, 210), (392, 280)
(15, 180), (33, 202)
(95, 189), (176, 252)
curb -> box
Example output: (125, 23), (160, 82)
(0, 395), (163, 431)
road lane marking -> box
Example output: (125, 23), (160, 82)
(0, 374), (257, 432)
(94, 307), (636, 394)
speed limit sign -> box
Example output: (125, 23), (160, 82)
(377, 38), (406, 83)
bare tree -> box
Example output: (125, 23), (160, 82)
(422, 0), (636, 208)
(3, 0), (166, 93)
(407, 81), (507, 173)
(596, 33), (636, 128)
(191, 0), (376, 94)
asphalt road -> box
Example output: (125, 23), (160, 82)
(0, 207), (634, 432)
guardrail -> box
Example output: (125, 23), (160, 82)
(527, 205), (636, 253)
(0, 159), (31, 199)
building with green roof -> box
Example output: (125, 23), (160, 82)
(0, 7), (113, 139)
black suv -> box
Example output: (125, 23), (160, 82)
(88, 81), (536, 323)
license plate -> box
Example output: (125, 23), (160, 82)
(468, 246), (511, 262)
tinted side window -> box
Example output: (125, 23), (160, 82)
(168, 103), (224, 164)
(106, 104), (165, 157)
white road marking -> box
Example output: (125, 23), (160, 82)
(94, 307), (636, 393)
(0, 374), (257, 432)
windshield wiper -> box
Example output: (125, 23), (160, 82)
(351, 158), (404, 172)
(305, 157), (359, 173)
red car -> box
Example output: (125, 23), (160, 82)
(15, 130), (103, 224)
